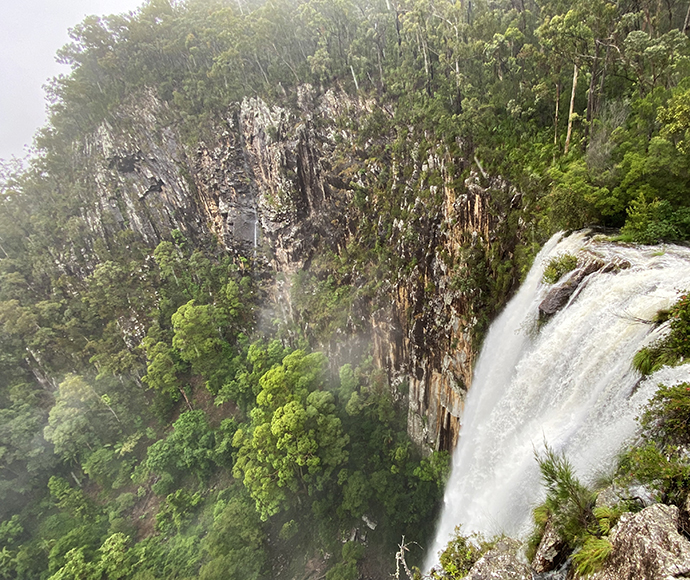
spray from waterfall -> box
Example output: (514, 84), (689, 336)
(425, 231), (690, 570)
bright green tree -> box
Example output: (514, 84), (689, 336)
(233, 350), (349, 519)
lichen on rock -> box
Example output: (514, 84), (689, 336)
(578, 504), (690, 580)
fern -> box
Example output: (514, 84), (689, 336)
(572, 536), (612, 576)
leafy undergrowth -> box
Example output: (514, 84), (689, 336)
(426, 527), (496, 580)
(542, 254), (579, 284)
(524, 456), (625, 577)
(633, 293), (690, 376)
(623, 293), (690, 509)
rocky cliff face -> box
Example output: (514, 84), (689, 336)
(73, 85), (517, 452)
(79, 90), (207, 251)
(401, 171), (513, 452)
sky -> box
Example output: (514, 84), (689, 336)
(0, 0), (146, 161)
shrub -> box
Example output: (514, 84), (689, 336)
(639, 382), (690, 445)
(325, 542), (364, 580)
(155, 489), (203, 534)
(634, 293), (690, 376)
(592, 505), (623, 535)
(618, 377), (690, 506)
(279, 520), (298, 541)
(617, 442), (690, 506)
(620, 197), (690, 244)
(542, 254), (578, 284)
(435, 527), (486, 579)
(536, 447), (597, 548)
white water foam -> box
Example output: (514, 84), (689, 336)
(426, 231), (690, 570)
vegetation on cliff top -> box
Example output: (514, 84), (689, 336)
(3, 0), (690, 577)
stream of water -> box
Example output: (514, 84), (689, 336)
(425, 230), (690, 570)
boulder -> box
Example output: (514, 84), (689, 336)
(532, 519), (568, 574)
(539, 260), (602, 317)
(581, 504), (690, 580)
(465, 538), (531, 580)
(538, 256), (630, 318)
(595, 483), (657, 510)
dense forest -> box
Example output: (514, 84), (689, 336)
(3, 0), (690, 578)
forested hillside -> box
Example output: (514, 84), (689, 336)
(2, 0), (690, 578)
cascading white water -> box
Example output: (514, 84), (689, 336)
(426, 230), (690, 570)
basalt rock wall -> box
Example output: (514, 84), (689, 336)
(73, 86), (517, 453)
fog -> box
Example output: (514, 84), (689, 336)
(0, 0), (144, 160)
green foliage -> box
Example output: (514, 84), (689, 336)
(619, 441), (690, 506)
(527, 450), (621, 572)
(639, 382), (690, 445)
(621, 195), (690, 244)
(82, 447), (130, 490)
(660, 83), (690, 154)
(435, 527), (485, 579)
(0, 383), (55, 507)
(536, 446), (597, 548)
(546, 162), (607, 230)
(155, 489), (203, 534)
(96, 533), (133, 580)
(592, 505), (623, 536)
(414, 451), (451, 484)
(199, 490), (267, 580)
(279, 519), (298, 541)
(526, 504), (550, 562)
(8, 0), (690, 576)
(572, 536), (612, 576)
(338, 364), (358, 404)
(542, 254), (579, 284)
(141, 333), (185, 401)
(48, 477), (96, 521)
(216, 339), (288, 411)
(145, 410), (218, 486)
(0, 515), (23, 547)
(633, 293), (690, 375)
(44, 375), (116, 463)
(338, 470), (371, 519)
(44, 532), (134, 580)
(171, 300), (233, 394)
(325, 541), (364, 580)
(233, 350), (349, 519)
(616, 380), (690, 507)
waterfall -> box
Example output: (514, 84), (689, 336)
(426, 230), (690, 570)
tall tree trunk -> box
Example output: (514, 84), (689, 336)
(587, 50), (600, 125)
(553, 81), (561, 162)
(564, 63), (579, 155)
(350, 65), (360, 92)
(388, 0), (402, 54)
(455, 60), (463, 114)
(585, 47), (601, 148)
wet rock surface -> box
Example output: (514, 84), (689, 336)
(539, 254), (631, 318)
